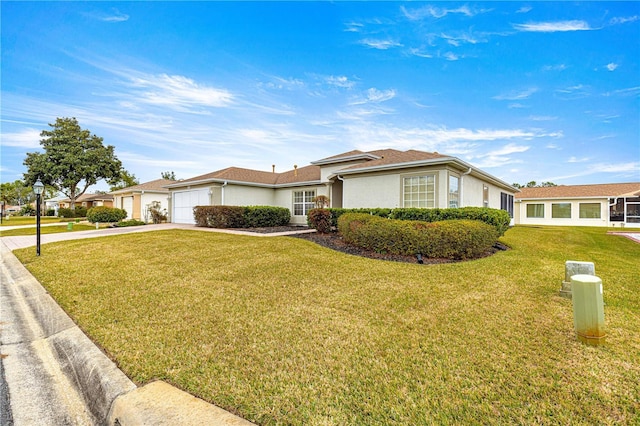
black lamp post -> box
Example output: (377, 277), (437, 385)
(33, 179), (44, 256)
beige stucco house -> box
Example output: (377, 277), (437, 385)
(165, 149), (518, 225)
(111, 179), (173, 222)
(59, 193), (113, 209)
(514, 182), (640, 228)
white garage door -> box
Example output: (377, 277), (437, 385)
(173, 189), (209, 224)
(122, 196), (134, 219)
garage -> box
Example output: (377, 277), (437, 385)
(172, 189), (210, 224)
(121, 196), (134, 220)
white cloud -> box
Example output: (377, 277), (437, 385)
(529, 115), (558, 121)
(443, 52), (461, 61)
(1, 128), (42, 148)
(401, 5), (486, 20)
(548, 162), (640, 181)
(350, 88), (396, 105)
(129, 74), (233, 109)
(517, 6), (533, 14)
(606, 63), (619, 71)
(493, 87), (538, 101)
(513, 20), (592, 32)
(568, 156), (590, 163)
(610, 16), (639, 25)
(542, 64), (567, 72)
(484, 143), (530, 156)
(86, 9), (130, 23)
(326, 75), (356, 89)
(358, 39), (402, 50)
(344, 22), (364, 33)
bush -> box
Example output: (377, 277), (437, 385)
(114, 219), (145, 227)
(87, 206), (127, 223)
(193, 205), (291, 228)
(194, 206), (246, 228)
(74, 206), (88, 217)
(390, 207), (511, 236)
(244, 206), (290, 227)
(46, 209), (56, 216)
(58, 207), (74, 218)
(20, 205), (36, 216)
(338, 213), (498, 260)
(307, 208), (333, 233)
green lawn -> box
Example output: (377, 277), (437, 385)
(14, 226), (640, 425)
(0, 216), (69, 226)
(0, 223), (105, 236)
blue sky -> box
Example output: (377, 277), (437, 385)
(2, 1), (639, 191)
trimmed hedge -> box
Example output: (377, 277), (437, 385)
(338, 213), (499, 260)
(315, 207), (510, 236)
(244, 206), (291, 228)
(193, 205), (290, 228)
(87, 206), (127, 223)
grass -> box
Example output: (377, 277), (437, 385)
(0, 216), (70, 226)
(0, 223), (107, 236)
(14, 226), (640, 425)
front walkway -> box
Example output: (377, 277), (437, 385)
(1, 223), (315, 250)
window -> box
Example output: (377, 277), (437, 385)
(483, 185), (489, 207)
(552, 203), (572, 218)
(579, 203), (601, 219)
(526, 204), (544, 218)
(449, 175), (460, 208)
(293, 190), (315, 216)
(403, 175), (435, 208)
(501, 192), (514, 218)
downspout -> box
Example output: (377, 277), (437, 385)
(608, 197), (620, 226)
(221, 181), (228, 205)
(459, 168), (472, 207)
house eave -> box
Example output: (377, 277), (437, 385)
(310, 153), (381, 166)
(165, 178), (322, 190)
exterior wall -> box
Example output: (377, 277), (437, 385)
(140, 192), (170, 222)
(223, 185), (274, 206)
(461, 174), (510, 209)
(274, 185), (328, 224)
(319, 160), (368, 182)
(515, 198), (609, 227)
(342, 172), (401, 208)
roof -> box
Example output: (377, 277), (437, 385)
(515, 183), (640, 200)
(340, 149), (449, 171)
(166, 148), (516, 192)
(110, 179), (174, 194)
(61, 193), (114, 203)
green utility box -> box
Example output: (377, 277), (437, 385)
(67, 222), (73, 231)
(571, 274), (605, 346)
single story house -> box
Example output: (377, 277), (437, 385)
(44, 195), (67, 215)
(514, 182), (640, 228)
(110, 179), (173, 222)
(165, 149), (518, 225)
(59, 193), (114, 209)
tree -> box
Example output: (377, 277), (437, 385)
(513, 181), (557, 189)
(110, 169), (140, 191)
(23, 118), (122, 209)
(161, 171), (177, 180)
(0, 180), (33, 206)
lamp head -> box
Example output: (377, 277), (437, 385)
(33, 179), (45, 195)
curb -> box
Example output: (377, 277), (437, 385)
(1, 240), (254, 425)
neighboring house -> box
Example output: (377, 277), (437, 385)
(59, 193), (114, 209)
(514, 182), (640, 228)
(166, 149), (518, 225)
(111, 179), (173, 222)
(44, 195), (66, 215)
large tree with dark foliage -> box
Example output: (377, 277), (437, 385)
(23, 117), (123, 209)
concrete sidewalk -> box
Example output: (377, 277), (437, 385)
(0, 223), (270, 425)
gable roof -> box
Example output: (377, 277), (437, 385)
(61, 193), (113, 203)
(515, 183), (640, 199)
(165, 165), (321, 188)
(165, 148), (517, 192)
(110, 178), (174, 194)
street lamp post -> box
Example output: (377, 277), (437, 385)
(33, 179), (44, 256)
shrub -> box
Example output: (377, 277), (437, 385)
(338, 213), (498, 260)
(46, 209), (56, 216)
(390, 207), (511, 236)
(194, 206), (246, 228)
(244, 206), (290, 227)
(307, 208), (333, 233)
(148, 204), (168, 224)
(20, 205), (36, 216)
(58, 208), (74, 218)
(74, 206), (88, 217)
(114, 219), (145, 227)
(87, 206), (127, 223)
